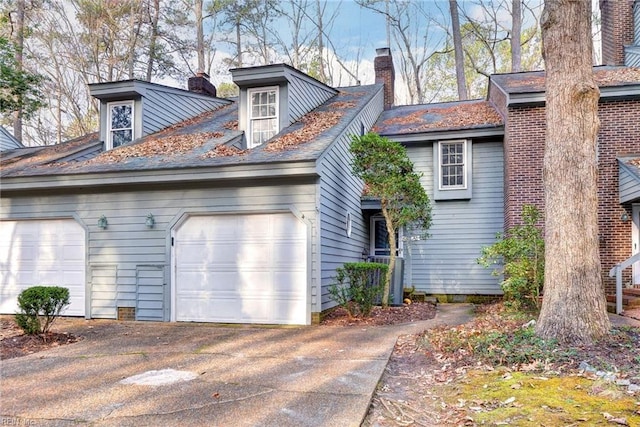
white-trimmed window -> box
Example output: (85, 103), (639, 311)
(248, 87), (278, 148)
(433, 139), (473, 200)
(370, 216), (403, 257)
(440, 141), (466, 189)
(107, 101), (134, 150)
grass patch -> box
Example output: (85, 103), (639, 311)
(448, 370), (639, 426)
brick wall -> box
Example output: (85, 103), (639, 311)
(600, 0), (635, 65)
(504, 105), (546, 230)
(504, 98), (640, 294)
(597, 99), (640, 293)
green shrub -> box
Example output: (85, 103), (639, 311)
(478, 205), (544, 310)
(15, 286), (70, 335)
(328, 262), (388, 317)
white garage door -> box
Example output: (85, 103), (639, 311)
(174, 213), (307, 324)
(0, 219), (86, 316)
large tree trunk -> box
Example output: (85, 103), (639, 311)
(13, 0), (25, 143)
(146, 0), (160, 81)
(449, 0), (468, 100)
(535, 0), (610, 345)
(511, 0), (522, 72)
(195, 0), (205, 72)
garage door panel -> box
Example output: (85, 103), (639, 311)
(178, 295), (239, 322)
(175, 213), (307, 324)
(273, 299), (306, 323)
(238, 244), (271, 266)
(63, 245), (85, 261)
(273, 241), (306, 264)
(0, 220), (86, 316)
(239, 297), (272, 322)
(273, 271), (306, 293)
(239, 215), (271, 238)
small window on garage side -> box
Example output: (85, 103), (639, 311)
(107, 101), (134, 150)
(433, 139), (473, 200)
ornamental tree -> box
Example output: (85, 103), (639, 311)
(350, 132), (432, 307)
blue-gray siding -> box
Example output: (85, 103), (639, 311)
(619, 163), (640, 203)
(404, 140), (504, 294)
(141, 88), (228, 136)
(0, 127), (23, 151)
(1, 182), (317, 320)
(316, 89), (384, 309)
(287, 74), (337, 125)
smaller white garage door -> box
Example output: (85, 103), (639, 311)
(0, 219), (86, 316)
(174, 213), (307, 324)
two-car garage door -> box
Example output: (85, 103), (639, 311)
(0, 219), (86, 316)
(174, 213), (308, 325)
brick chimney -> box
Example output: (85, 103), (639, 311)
(374, 47), (395, 110)
(600, 0), (634, 65)
(188, 71), (217, 97)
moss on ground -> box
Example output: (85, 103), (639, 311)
(447, 370), (639, 426)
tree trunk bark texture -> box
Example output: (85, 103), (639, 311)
(449, 0), (468, 100)
(382, 205), (395, 308)
(13, 0), (25, 142)
(536, 0), (610, 344)
(511, 0), (522, 72)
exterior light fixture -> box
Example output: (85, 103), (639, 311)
(621, 212), (630, 222)
(145, 213), (155, 228)
(98, 215), (108, 229)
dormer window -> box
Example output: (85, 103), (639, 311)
(248, 87), (278, 148)
(107, 101), (134, 150)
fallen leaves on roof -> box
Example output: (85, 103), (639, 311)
(0, 132), (99, 169)
(265, 110), (343, 152)
(629, 158), (640, 168)
(86, 132), (224, 164)
(499, 67), (640, 91)
(201, 144), (247, 158)
(376, 102), (502, 133)
(223, 120), (238, 130)
(330, 101), (357, 109)
(595, 67), (640, 85)
(159, 107), (222, 133)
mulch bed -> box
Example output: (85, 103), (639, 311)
(1, 318), (81, 360)
(321, 302), (437, 326)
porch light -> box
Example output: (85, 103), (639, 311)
(145, 213), (155, 228)
(621, 212), (630, 222)
(98, 215), (108, 229)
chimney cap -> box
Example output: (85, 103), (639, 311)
(376, 47), (391, 57)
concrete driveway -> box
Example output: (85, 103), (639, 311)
(0, 305), (474, 427)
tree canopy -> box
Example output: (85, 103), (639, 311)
(0, 36), (43, 120)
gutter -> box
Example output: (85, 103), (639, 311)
(0, 160), (320, 194)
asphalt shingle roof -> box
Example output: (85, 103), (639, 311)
(491, 66), (640, 94)
(373, 99), (503, 136)
(0, 84), (382, 178)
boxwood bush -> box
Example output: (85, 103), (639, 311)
(328, 262), (388, 317)
(15, 286), (70, 335)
